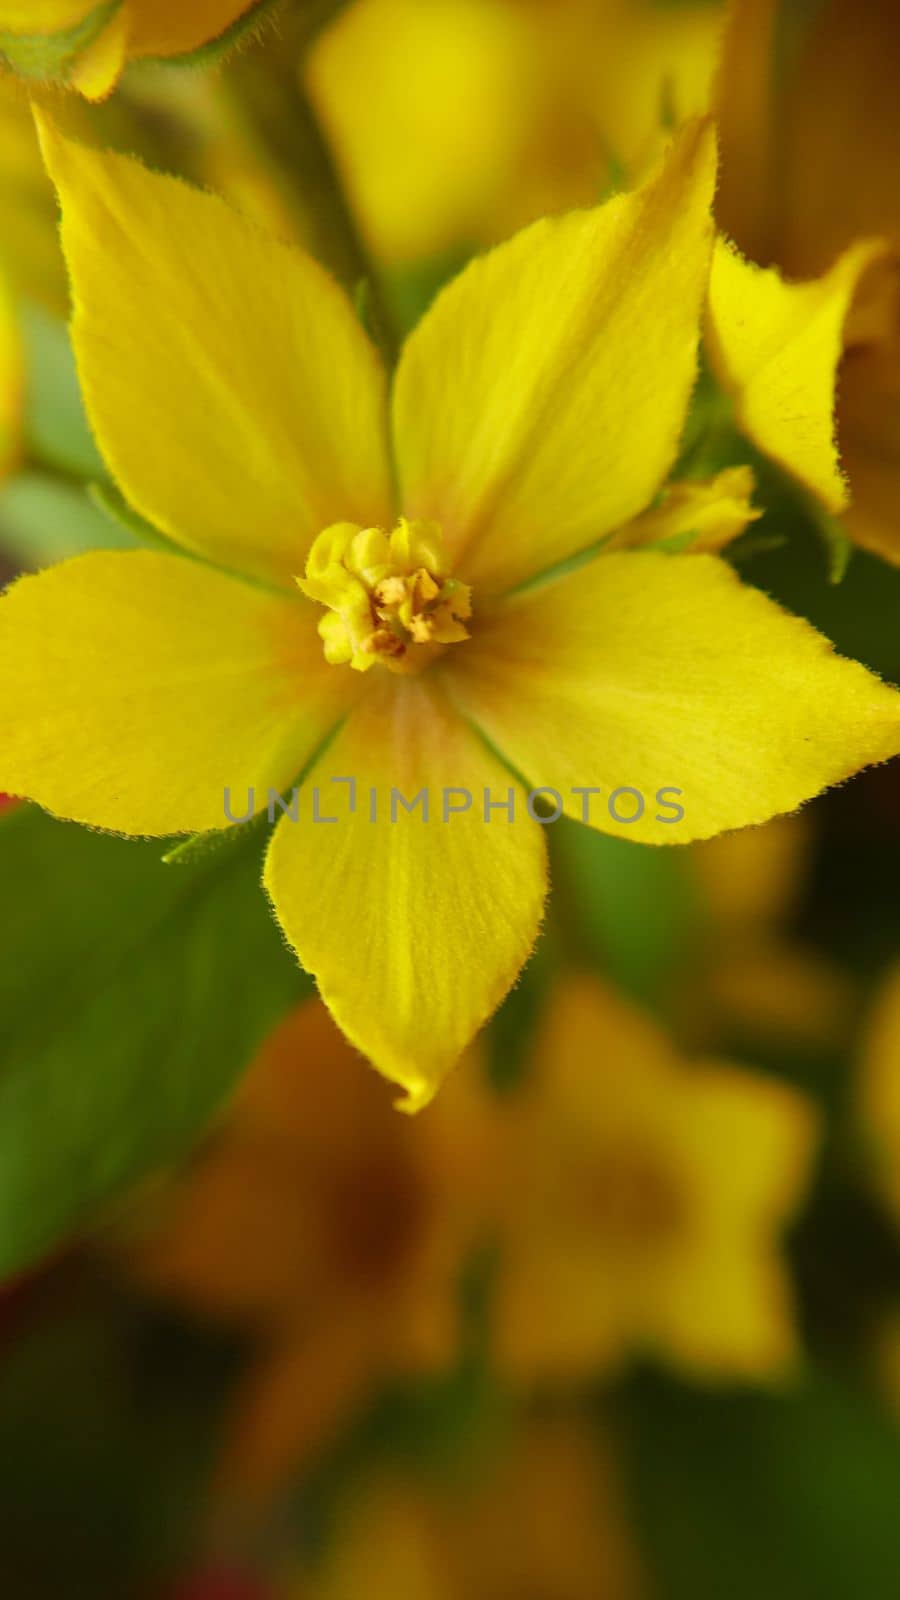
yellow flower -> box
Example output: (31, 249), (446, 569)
(489, 976), (818, 1381)
(287, 1416), (643, 1600)
(711, 0), (900, 562)
(130, 999), (494, 1500)
(2, 117), (900, 1106)
(306, 0), (727, 263)
(0, 0), (266, 100)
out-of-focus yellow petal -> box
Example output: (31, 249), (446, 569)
(126, 0), (259, 58)
(446, 551), (900, 844)
(0, 267), (21, 477)
(65, 3), (127, 98)
(0, 82), (68, 312)
(264, 676), (547, 1108)
(0, 551), (356, 836)
(607, 466), (760, 554)
(659, 1065), (817, 1377)
(691, 814), (813, 936)
(37, 116), (393, 588)
(777, 0), (900, 278)
(714, 0), (779, 265)
(838, 334), (900, 566)
(707, 234), (888, 512)
(392, 121), (716, 595)
(698, 942), (857, 1053)
(0, 0), (94, 29)
(306, 0), (539, 264)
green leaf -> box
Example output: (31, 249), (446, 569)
(0, 472), (137, 568)
(19, 303), (106, 483)
(0, 805), (310, 1278)
(550, 818), (705, 1009)
(624, 1369), (900, 1600)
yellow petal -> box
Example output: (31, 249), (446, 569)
(306, 0), (538, 264)
(264, 676), (547, 1108)
(36, 116), (393, 589)
(706, 234), (889, 513)
(126, 0), (258, 58)
(445, 550), (900, 844)
(0, 1), (94, 29)
(607, 465), (760, 554)
(657, 1064), (817, 1377)
(66, 4), (128, 98)
(0, 551), (357, 835)
(392, 120), (716, 594)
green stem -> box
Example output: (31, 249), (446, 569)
(219, 8), (399, 363)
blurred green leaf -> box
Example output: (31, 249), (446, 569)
(550, 818), (705, 1008)
(20, 304), (106, 482)
(485, 930), (556, 1095)
(0, 805), (310, 1278)
(0, 472), (137, 569)
(624, 1368), (900, 1600)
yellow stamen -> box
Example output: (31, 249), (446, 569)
(297, 517), (473, 673)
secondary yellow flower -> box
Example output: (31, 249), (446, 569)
(307, 0), (726, 263)
(490, 976), (817, 1381)
(712, 0), (900, 561)
(0, 0), (265, 99)
(3, 117), (900, 1106)
(132, 999), (493, 1499)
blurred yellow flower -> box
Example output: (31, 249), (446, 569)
(2, 117), (900, 1104)
(133, 999), (494, 1500)
(715, 0), (900, 563)
(684, 817), (858, 1052)
(288, 1414), (644, 1599)
(0, 0), (266, 99)
(489, 976), (818, 1382)
(306, 0), (726, 263)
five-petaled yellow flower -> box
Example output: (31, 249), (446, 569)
(488, 976), (817, 1382)
(0, 0), (264, 99)
(2, 117), (900, 1107)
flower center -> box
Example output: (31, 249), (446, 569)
(297, 518), (472, 673)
